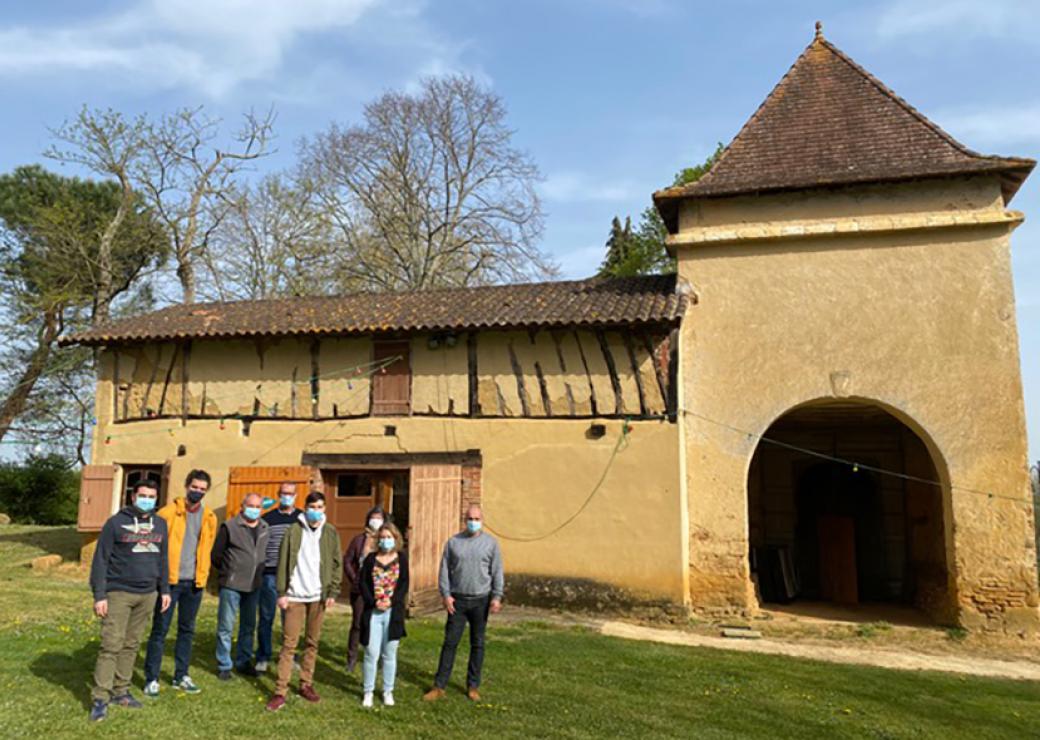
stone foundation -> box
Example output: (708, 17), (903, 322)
(506, 573), (688, 622)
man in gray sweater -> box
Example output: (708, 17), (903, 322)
(424, 504), (504, 702)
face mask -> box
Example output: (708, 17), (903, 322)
(305, 509), (324, 524)
(135, 497), (157, 513)
(261, 497), (276, 509)
(186, 490), (205, 505)
(243, 506), (262, 521)
(379, 537), (395, 551)
(368, 518), (384, 531)
(279, 494), (296, 508)
(466, 520), (482, 534)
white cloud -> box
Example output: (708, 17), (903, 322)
(876, 0), (1037, 40)
(933, 103), (1040, 148)
(542, 172), (640, 204)
(0, 0), (382, 98)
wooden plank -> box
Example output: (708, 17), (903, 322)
(595, 330), (623, 415)
(78, 464), (119, 532)
(180, 342), (191, 424)
(302, 451), (482, 468)
(409, 464), (462, 596)
(467, 332), (479, 417)
(372, 340), (411, 415)
(507, 341), (531, 417)
(226, 465), (312, 521)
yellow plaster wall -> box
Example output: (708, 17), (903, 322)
(411, 335), (469, 415)
(674, 175), (1040, 630)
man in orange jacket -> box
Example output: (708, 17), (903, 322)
(142, 469), (218, 697)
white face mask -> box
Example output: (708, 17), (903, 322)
(368, 518), (384, 531)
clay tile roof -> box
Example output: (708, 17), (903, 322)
(62, 274), (689, 347)
(654, 29), (1035, 230)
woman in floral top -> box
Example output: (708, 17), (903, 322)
(359, 522), (409, 707)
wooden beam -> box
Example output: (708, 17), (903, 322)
(595, 330), (623, 415)
(507, 340), (531, 417)
(573, 330), (598, 417)
(622, 332), (648, 417)
(156, 344), (179, 417)
(310, 339), (320, 420)
(467, 331), (479, 417)
(180, 341), (191, 425)
(302, 450), (483, 468)
(534, 361), (552, 417)
(641, 330), (669, 411)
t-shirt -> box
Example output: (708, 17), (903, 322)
(178, 505), (203, 581)
(262, 508), (301, 574)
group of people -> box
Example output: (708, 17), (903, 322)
(87, 469), (505, 722)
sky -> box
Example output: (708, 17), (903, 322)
(0, 0), (1038, 464)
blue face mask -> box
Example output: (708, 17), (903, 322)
(305, 509), (325, 524)
(243, 506), (262, 521)
(279, 494), (296, 508)
(466, 520), (482, 534)
(135, 497), (156, 513)
(379, 537), (395, 551)
(261, 497), (276, 509)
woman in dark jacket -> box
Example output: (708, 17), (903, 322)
(343, 505), (385, 672)
(359, 522), (409, 708)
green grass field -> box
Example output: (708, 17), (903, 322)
(0, 525), (1037, 739)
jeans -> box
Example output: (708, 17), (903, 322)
(93, 590), (157, 701)
(215, 587), (260, 671)
(434, 594), (490, 689)
(143, 579), (203, 683)
(256, 573), (280, 663)
(362, 609), (399, 693)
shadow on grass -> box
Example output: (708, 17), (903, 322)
(29, 642), (98, 711)
(0, 526), (80, 563)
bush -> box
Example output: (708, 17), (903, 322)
(0, 454), (79, 525)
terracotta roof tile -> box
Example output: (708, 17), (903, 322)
(654, 31), (1034, 228)
(63, 274), (688, 347)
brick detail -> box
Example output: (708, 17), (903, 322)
(965, 578), (1034, 628)
(460, 464), (482, 526)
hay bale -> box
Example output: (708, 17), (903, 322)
(0, 513), (11, 525)
(31, 554), (63, 571)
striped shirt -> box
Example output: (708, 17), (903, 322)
(262, 508), (301, 574)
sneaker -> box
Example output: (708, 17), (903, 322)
(422, 687), (446, 702)
(235, 664), (259, 677)
(255, 661), (269, 673)
(217, 670), (233, 681)
(89, 699), (108, 722)
(382, 691), (394, 707)
(173, 676), (202, 694)
(266, 694), (286, 713)
(143, 680), (160, 698)
(111, 693), (143, 709)
(467, 686), (481, 702)
(299, 684), (321, 703)
(362, 692), (373, 708)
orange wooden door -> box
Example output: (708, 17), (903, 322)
(78, 464), (119, 532)
(409, 464), (462, 597)
(226, 466), (313, 521)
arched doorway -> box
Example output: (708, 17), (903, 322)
(746, 400), (952, 621)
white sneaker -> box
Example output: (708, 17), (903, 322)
(362, 692), (373, 708)
(382, 691), (394, 706)
(255, 661), (268, 673)
(143, 680), (159, 698)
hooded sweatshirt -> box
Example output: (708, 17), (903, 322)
(286, 514), (325, 603)
(90, 506), (170, 601)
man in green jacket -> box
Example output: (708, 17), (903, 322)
(266, 491), (342, 712)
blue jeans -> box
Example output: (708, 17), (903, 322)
(362, 609), (399, 693)
(256, 573), (280, 664)
(143, 579), (203, 683)
(215, 587), (260, 671)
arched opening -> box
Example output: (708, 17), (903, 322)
(747, 400), (952, 622)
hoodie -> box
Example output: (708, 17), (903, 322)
(89, 506), (170, 601)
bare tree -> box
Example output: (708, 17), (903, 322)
(135, 107), (275, 303)
(299, 75), (554, 291)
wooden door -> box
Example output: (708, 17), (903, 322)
(409, 464), (462, 603)
(818, 514), (858, 605)
(78, 464), (119, 532)
(226, 466), (312, 521)
(324, 470), (374, 556)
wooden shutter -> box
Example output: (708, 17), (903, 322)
(372, 340), (411, 416)
(78, 464), (119, 532)
(409, 464), (462, 602)
(226, 466), (312, 521)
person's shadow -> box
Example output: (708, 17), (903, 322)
(29, 642), (100, 711)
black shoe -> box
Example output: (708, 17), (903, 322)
(235, 664), (259, 677)
(111, 692), (143, 709)
(217, 670), (233, 681)
(89, 700), (108, 722)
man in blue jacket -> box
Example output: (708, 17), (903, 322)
(88, 479), (171, 722)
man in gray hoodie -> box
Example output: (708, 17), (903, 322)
(424, 504), (504, 703)
(211, 492), (269, 680)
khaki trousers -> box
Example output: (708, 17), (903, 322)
(93, 590), (158, 701)
(275, 600), (326, 696)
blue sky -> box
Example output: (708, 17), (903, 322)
(1, 0), (1038, 463)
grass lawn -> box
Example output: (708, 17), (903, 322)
(0, 525), (1037, 739)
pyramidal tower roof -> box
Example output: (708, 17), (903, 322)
(654, 23), (1034, 229)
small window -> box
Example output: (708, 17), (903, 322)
(371, 340), (411, 415)
(122, 465), (165, 507)
(336, 473), (373, 498)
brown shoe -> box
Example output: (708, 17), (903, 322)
(422, 687), (446, 702)
(299, 684), (321, 703)
(266, 695), (286, 712)
(467, 687), (481, 702)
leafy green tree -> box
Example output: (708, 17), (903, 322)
(598, 144), (724, 278)
(0, 454), (80, 524)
